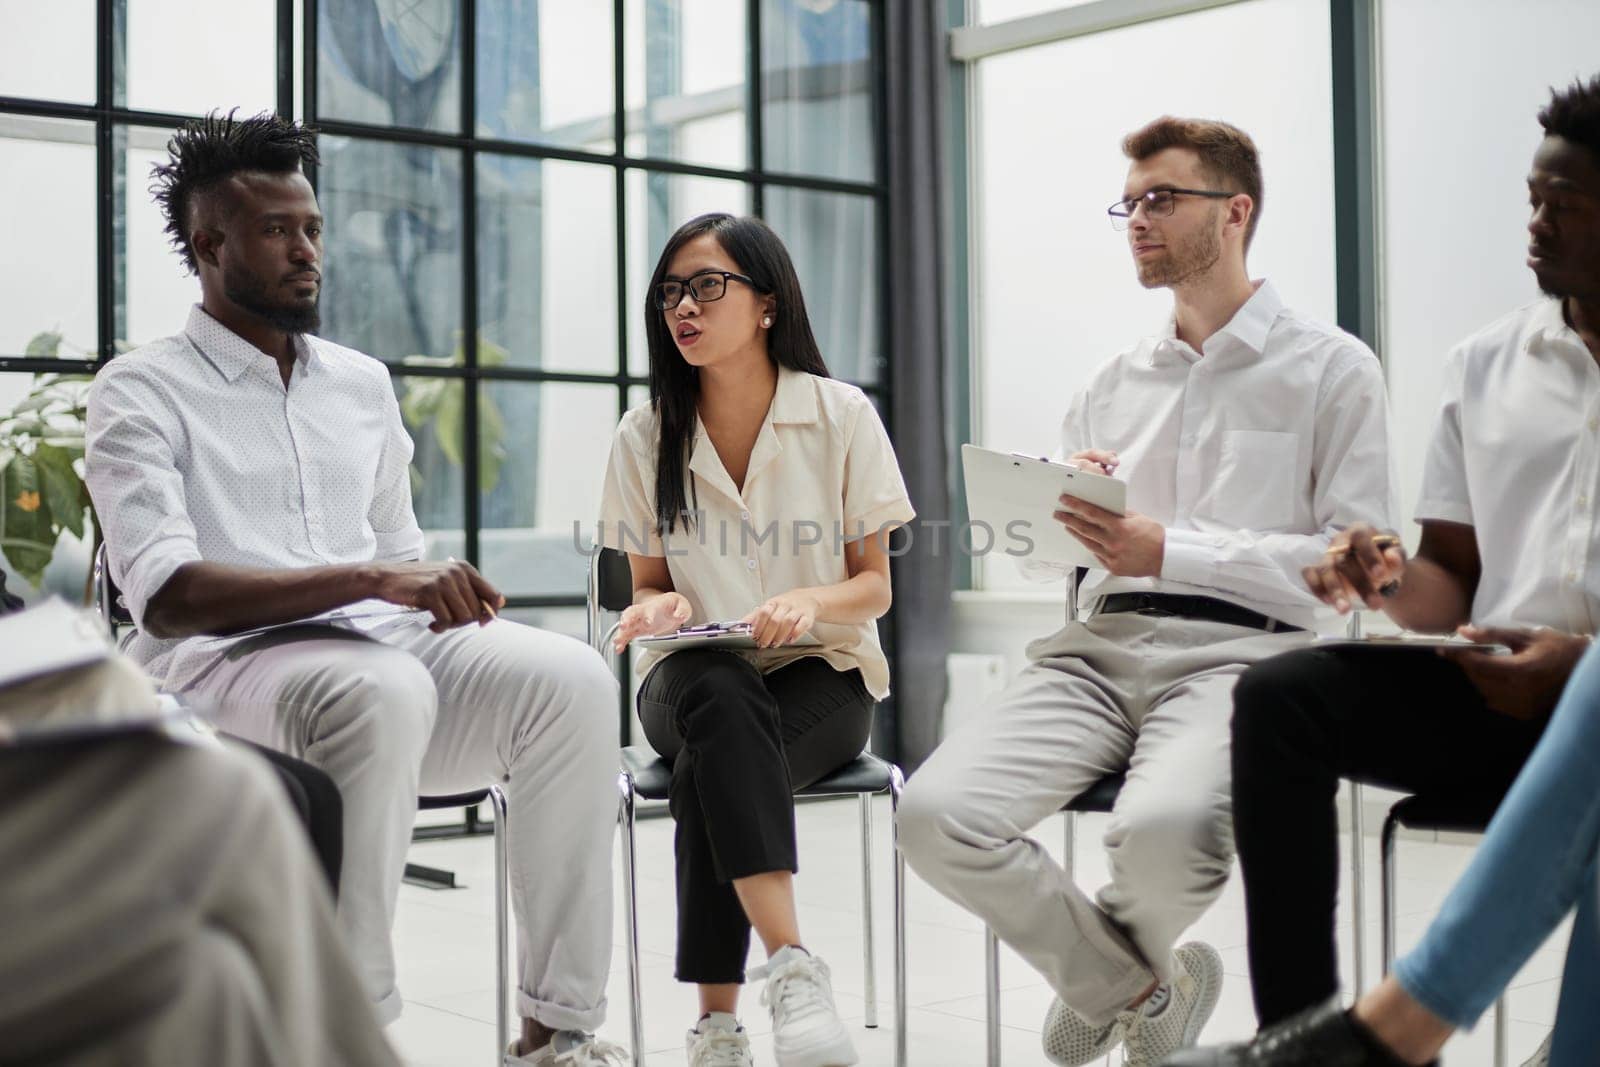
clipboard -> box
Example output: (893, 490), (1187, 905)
(961, 444), (1128, 569)
(636, 621), (820, 651)
(1312, 634), (1510, 655)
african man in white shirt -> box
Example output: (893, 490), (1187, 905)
(896, 117), (1396, 1067)
(84, 112), (625, 1067)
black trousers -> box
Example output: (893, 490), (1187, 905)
(1231, 647), (1547, 1026)
(638, 651), (874, 983)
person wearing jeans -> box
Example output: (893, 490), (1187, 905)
(1163, 635), (1600, 1067)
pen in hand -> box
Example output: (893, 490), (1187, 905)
(1326, 533), (1404, 596)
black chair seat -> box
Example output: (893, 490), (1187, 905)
(1388, 793), (1496, 836)
(1063, 773), (1125, 814)
(419, 789), (492, 811)
(621, 745), (893, 802)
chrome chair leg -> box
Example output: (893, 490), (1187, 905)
(489, 785), (510, 1066)
(889, 764), (907, 1067)
(1380, 811), (1399, 974)
(1350, 782), (1367, 996)
(1493, 996), (1507, 1067)
(619, 772), (644, 1067)
(860, 792), (879, 1028)
(984, 926), (1001, 1067)
(1063, 810), (1077, 882)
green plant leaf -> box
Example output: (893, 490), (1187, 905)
(24, 331), (62, 358)
(2, 453), (54, 586)
(478, 390), (506, 493)
(432, 381), (465, 468)
(33, 443), (85, 540)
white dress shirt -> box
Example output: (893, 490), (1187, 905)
(597, 367), (915, 699)
(1417, 299), (1600, 633)
(1025, 280), (1397, 631)
(85, 305), (424, 689)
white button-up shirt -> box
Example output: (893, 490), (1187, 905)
(597, 367), (914, 699)
(85, 305), (423, 689)
(1417, 299), (1600, 633)
(1027, 280), (1397, 631)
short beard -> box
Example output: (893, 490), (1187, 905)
(1136, 207), (1224, 290)
(223, 264), (321, 334)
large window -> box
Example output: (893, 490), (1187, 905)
(960, 0), (1337, 590)
(0, 1), (887, 619)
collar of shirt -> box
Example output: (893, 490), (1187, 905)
(1147, 279), (1284, 367)
(688, 364), (819, 503)
(1527, 296), (1591, 359)
(182, 304), (321, 383)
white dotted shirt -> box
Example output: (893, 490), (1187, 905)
(85, 304), (423, 688)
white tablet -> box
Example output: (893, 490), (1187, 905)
(1312, 634), (1510, 654)
(961, 444), (1127, 569)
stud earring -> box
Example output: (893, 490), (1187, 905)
(761, 317), (772, 327)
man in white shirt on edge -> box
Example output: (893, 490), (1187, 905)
(896, 116), (1395, 1067)
(85, 112), (624, 1067)
(1163, 73), (1600, 1067)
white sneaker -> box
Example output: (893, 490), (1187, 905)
(1120, 942), (1224, 1066)
(687, 1012), (756, 1067)
(1040, 997), (1130, 1066)
(1520, 1032), (1552, 1067)
(749, 945), (859, 1067)
(504, 1030), (629, 1066)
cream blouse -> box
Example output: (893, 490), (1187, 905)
(597, 366), (915, 699)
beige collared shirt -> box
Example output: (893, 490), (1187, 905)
(598, 367), (914, 699)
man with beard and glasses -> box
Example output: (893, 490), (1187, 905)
(85, 112), (626, 1067)
(1161, 73), (1600, 1067)
(897, 116), (1396, 1067)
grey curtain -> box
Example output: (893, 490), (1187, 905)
(880, 0), (952, 772)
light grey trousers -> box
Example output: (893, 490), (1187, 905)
(0, 734), (398, 1067)
(183, 617), (620, 1030)
(897, 611), (1309, 1025)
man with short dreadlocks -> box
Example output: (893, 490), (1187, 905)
(85, 111), (626, 1067)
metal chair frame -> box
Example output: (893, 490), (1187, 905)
(1381, 798), (1508, 1067)
(587, 547), (907, 1067)
(93, 543), (514, 1065)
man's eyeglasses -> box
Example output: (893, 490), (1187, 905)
(654, 270), (757, 311)
(1107, 188), (1237, 231)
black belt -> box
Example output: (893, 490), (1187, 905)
(1097, 592), (1304, 634)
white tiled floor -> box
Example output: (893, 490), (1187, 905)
(389, 799), (1561, 1066)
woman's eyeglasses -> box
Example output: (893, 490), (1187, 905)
(654, 270), (758, 311)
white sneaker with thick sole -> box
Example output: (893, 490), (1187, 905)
(1040, 996), (1130, 1066)
(1120, 942), (1224, 1066)
(687, 1012), (756, 1067)
(750, 946), (859, 1067)
(504, 1030), (629, 1066)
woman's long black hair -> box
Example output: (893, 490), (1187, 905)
(645, 213), (831, 535)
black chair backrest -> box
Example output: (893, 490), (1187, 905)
(93, 542), (135, 631)
(596, 546), (634, 613)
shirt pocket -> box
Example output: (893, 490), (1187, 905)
(1208, 429), (1299, 531)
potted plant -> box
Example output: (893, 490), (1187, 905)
(0, 331), (96, 594)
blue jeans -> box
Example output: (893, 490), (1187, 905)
(1394, 640), (1600, 1066)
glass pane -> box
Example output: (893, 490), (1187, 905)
(624, 170), (750, 376)
(477, 0), (615, 152)
(392, 373), (466, 560)
(761, 0), (874, 182)
(119, 125), (203, 350)
(122, 0), (277, 115)
(478, 156), (618, 375)
(971, 0), (1336, 589)
(318, 0), (462, 133)
(623, 0), (748, 168)
(479, 381), (619, 597)
(318, 136), (463, 363)
(0, 1), (94, 103)
(1380, 0), (1600, 535)
(0, 116), (96, 359)
(763, 186), (880, 384)
(979, 0), (1098, 22)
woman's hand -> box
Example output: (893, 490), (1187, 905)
(743, 591), (822, 649)
(614, 592), (692, 653)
